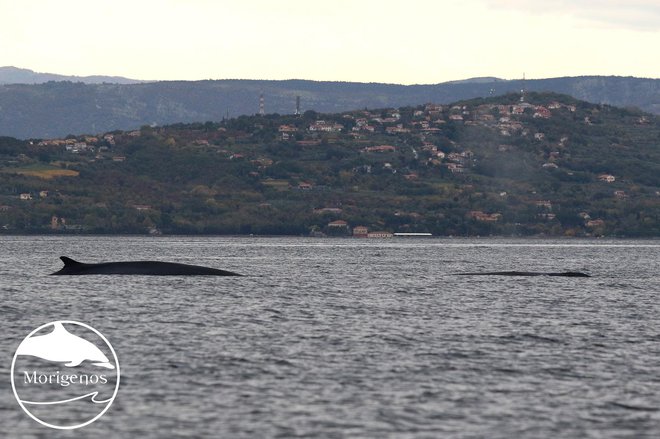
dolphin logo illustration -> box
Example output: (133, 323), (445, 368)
(16, 322), (114, 369)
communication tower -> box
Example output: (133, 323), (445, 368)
(259, 93), (265, 116)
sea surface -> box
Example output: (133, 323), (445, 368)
(0, 236), (659, 438)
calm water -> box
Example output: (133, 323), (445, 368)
(1, 236), (659, 438)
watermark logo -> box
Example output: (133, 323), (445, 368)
(11, 320), (120, 429)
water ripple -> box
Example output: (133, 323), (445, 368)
(1, 236), (659, 438)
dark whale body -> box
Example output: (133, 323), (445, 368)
(51, 256), (241, 276)
(458, 271), (590, 277)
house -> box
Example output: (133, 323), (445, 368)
(468, 211), (502, 222)
(542, 163), (559, 169)
(598, 174), (616, 183)
(38, 139), (65, 147)
(404, 173), (418, 180)
(298, 182), (313, 190)
(103, 134), (116, 145)
(385, 125), (410, 134)
(353, 226), (368, 237)
(278, 124), (298, 132)
(112, 156), (126, 162)
(533, 106), (552, 118)
(19, 193), (32, 200)
(535, 200), (553, 209)
(425, 104), (443, 112)
(39, 190), (49, 198)
(446, 163), (465, 174)
(328, 220), (348, 228)
(614, 190), (627, 198)
(251, 157), (273, 167)
(586, 219), (605, 227)
(308, 120), (343, 132)
(363, 145), (396, 153)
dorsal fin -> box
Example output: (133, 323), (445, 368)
(60, 256), (82, 266)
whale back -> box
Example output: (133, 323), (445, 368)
(51, 256), (242, 276)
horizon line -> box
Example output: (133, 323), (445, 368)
(2, 66), (659, 86)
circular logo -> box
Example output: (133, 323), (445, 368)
(11, 320), (120, 429)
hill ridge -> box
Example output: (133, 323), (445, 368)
(0, 73), (659, 139)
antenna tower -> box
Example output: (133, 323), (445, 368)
(259, 93), (265, 116)
(295, 96), (301, 115)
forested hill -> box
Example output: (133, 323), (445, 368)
(0, 75), (658, 139)
(0, 92), (658, 237)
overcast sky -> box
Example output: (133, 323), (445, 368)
(2, 0), (658, 84)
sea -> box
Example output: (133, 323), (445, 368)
(0, 236), (658, 438)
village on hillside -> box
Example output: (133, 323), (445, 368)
(1, 92), (658, 236)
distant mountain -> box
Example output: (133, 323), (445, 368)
(0, 66), (144, 85)
(0, 73), (658, 138)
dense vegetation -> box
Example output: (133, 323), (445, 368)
(1, 92), (658, 237)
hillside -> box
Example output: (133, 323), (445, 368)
(0, 75), (658, 139)
(0, 92), (658, 237)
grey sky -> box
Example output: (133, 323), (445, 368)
(1, 0), (658, 83)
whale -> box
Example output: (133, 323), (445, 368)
(51, 256), (242, 276)
(457, 271), (590, 277)
(16, 322), (114, 369)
